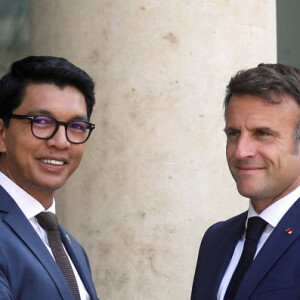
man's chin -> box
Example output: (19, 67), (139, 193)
(236, 185), (261, 199)
(35, 180), (67, 193)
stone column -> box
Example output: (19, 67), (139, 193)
(29, 1), (276, 299)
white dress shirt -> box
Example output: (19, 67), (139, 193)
(217, 185), (300, 300)
(0, 171), (90, 300)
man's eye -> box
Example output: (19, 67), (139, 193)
(33, 116), (53, 125)
(257, 131), (269, 136)
(69, 122), (87, 132)
(226, 131), (239, 137)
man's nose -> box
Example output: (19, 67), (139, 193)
(234, 135), (256, 159)
(46, 125), (70, 149)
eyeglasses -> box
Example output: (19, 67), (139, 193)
(1, 114), (95, 144)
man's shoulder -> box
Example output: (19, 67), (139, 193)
(205, 211), (247, 236)
(0, 186), (15, 213)
(59, 225), (86, 252)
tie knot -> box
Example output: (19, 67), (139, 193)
(246, 217), (267, 242)
(36, 212), (59, 231)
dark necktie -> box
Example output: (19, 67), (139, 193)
(224, 217), (268, 300)
(36, 212), (81, 300)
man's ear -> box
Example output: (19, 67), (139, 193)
(0, 119), (7, 153)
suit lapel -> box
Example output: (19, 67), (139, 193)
(2, 193), (74, 300)
(192, 212), (247, 299)
(60, 227), (97, 299)
(235, 199), (300, 299)
(212, 214), (247, 297)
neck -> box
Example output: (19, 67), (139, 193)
(26, 191), (54, 210)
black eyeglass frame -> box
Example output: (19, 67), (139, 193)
(0, 114), (95, 144)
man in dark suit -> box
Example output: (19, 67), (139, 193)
(191, 63), (300, 300)
(0, 56), (99, 299)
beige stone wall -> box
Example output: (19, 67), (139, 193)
(30, 1), (276, 299)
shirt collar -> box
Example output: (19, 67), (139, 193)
(247, 184), (300, 228)
(0, 171), (56, 219)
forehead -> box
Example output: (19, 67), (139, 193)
(225, 93), (300, 127)
(16, 83), (87, 118)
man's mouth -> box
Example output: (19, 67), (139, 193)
(39, 159), (64, 166)
(237, 167), (263, 170)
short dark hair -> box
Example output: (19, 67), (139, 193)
(0, 56), (95, 126)
(224, 63), (300, 149)
(224, 63), (300, 112)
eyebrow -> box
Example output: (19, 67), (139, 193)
(223, 126), (281, 137)
(255, 127), (281, 137)
(223, 126), (236, 133)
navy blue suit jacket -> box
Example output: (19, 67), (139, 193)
(0, 186), (99, 300)
(191, 198), (300, 300)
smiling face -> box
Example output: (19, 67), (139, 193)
(225, 93), (300, 212)
(0, 83), (87, 208)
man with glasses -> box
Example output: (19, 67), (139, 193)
(0, 56), (98, 299)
